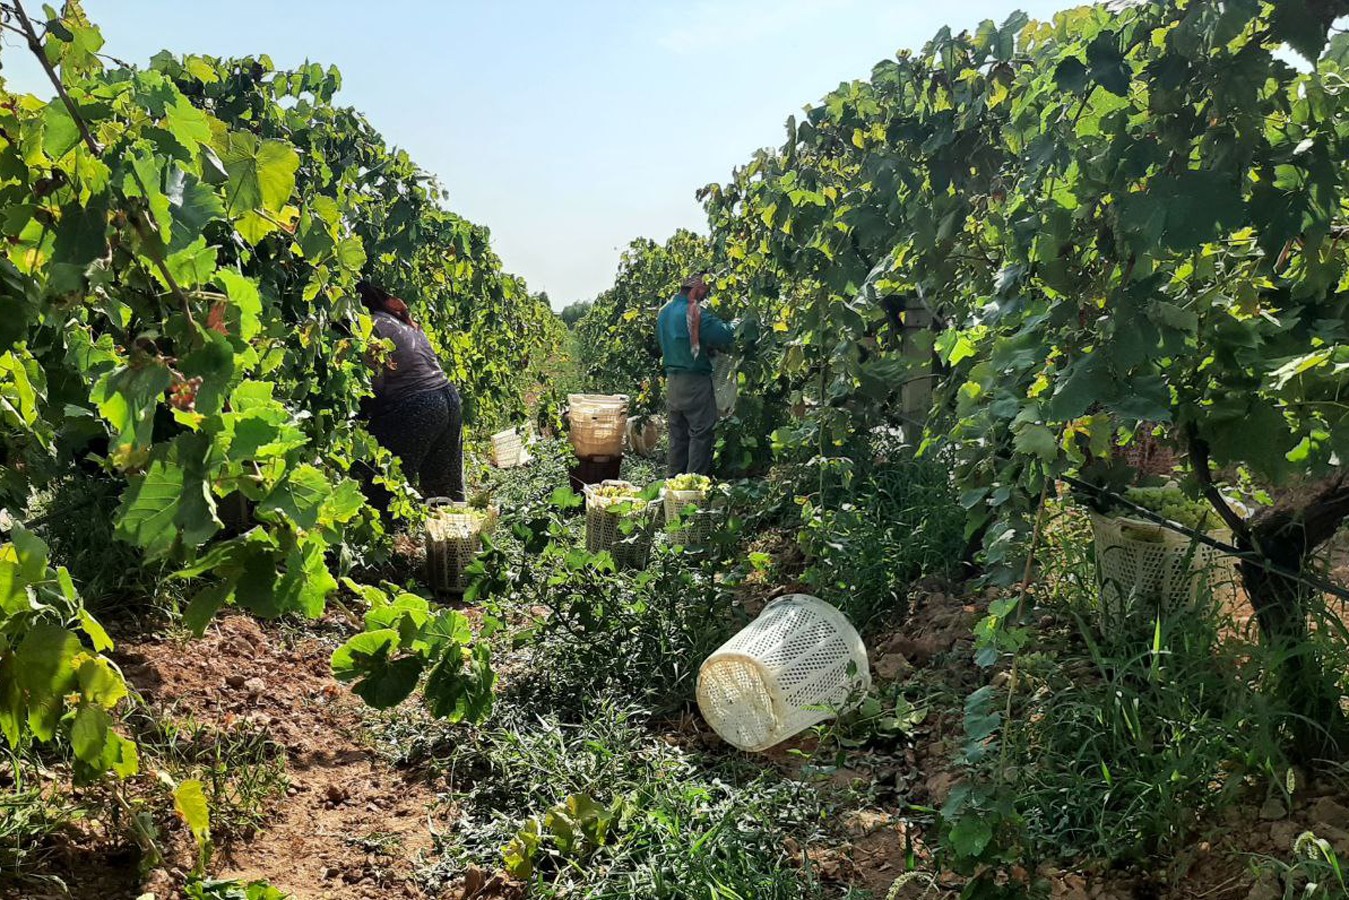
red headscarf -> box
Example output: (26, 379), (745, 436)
(682, 274), (705, 358)
(358, 280), (419, 330)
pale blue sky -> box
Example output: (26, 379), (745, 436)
(1, 0), (1069, 307)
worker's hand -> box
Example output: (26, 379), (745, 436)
(735, 311), (762, 349)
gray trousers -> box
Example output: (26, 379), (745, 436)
(666, 372), (718, 476)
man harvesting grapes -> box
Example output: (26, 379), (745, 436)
(656, 273), (734, 476)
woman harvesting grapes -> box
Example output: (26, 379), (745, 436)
(358, 280), (466, 504)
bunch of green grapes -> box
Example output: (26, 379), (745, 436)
(1123, 485), (1216, 530)
(667, 474), (712, 492)
(591, 483), (640, 500)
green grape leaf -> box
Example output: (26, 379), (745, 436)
(218, 131), (299, 217)
(1046, 354), (1113, 421)
(115, 455), (188, 557)
(319, 478), (366, 527)
(330, 629), (423, 709)
(1013, 424), (1058, 462)
(271, 536), (337, 618)
(42, 102), (82, 159)
(76, 656), (127, 708)
(77, 608), (113, 653)
(424, 641), (494, 724)
(257, 464), (330, 530)
(70, 703), (111, 766)
(163, 93), (213, 156)
(0, 654), (22, 747)
(165, 167), (225, 254)
(1086, 31), (1130, 96)
(90, 362), (172, 452)
(184, 581), (234, 636)
(15, 624), (82, 741)
(948, 815), (994, 859)
(1271, 0), (1334, 63)
(217, 270), (263, 341)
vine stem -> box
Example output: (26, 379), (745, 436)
(1184, 422), (1250, 543)
(10, 0), (199, 333)
(998, 476), (1050, 780)
(7, 1), (101, 155)
(110, 781), (162, 866)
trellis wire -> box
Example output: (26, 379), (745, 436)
(1060, 473), (1349, 604)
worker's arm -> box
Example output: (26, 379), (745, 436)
(699, 308), (736, 349)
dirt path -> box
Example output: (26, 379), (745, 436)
(119, 616), (443, 899)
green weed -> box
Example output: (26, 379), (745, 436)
(411, 702), (847, 900)
(0, 749), (88, 889)
(1253, 829), (1349, 899)
(124, 701), (289, 840)
(801, 456), (967, 630)
(29, 474), (185, 620)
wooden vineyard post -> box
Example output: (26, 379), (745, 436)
(900, 296), (934, 426)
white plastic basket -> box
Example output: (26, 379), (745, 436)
(697, 594), (870, 752)
(662, 483), (716, 546)
(1089, 512), (1237, 626)
(424, 499), (497, 594)
(584, 480), (654, 569)
(569, 394), (628, 458)
(491, 428), (529, 468)
(712, 353), (737, 419)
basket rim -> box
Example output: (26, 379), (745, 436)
(1088, 510), (1233, 544)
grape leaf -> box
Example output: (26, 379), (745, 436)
(218, 132), (299, 217)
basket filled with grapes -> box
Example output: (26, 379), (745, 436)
(1089, 484), (1241, 625)
(584, 480), (655, 568)
(425, 496), (498, 594)
(662, 473), (718, 545)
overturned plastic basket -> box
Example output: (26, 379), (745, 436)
(697, 594), (870, 752)
(490, 428), (531, 469)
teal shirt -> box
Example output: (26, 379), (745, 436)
(656, 293), (735, 375)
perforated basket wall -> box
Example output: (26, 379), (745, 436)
(663, 487), (717, 546)
(712, 353), (738, 419)
(491, 428), (526, 468)
(584, 481), (654, 569)
(696, 594), (870, 752)
(1089, 512), (1236, 627)
(569, 394), (628, 458)
(424, 500), (498, 594)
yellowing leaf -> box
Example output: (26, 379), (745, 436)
(173, 779), (211, 844)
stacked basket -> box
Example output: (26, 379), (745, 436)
(568, 394), (628, 459)
(584, 480), (654, 569)
(425, 499), (498, 594)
